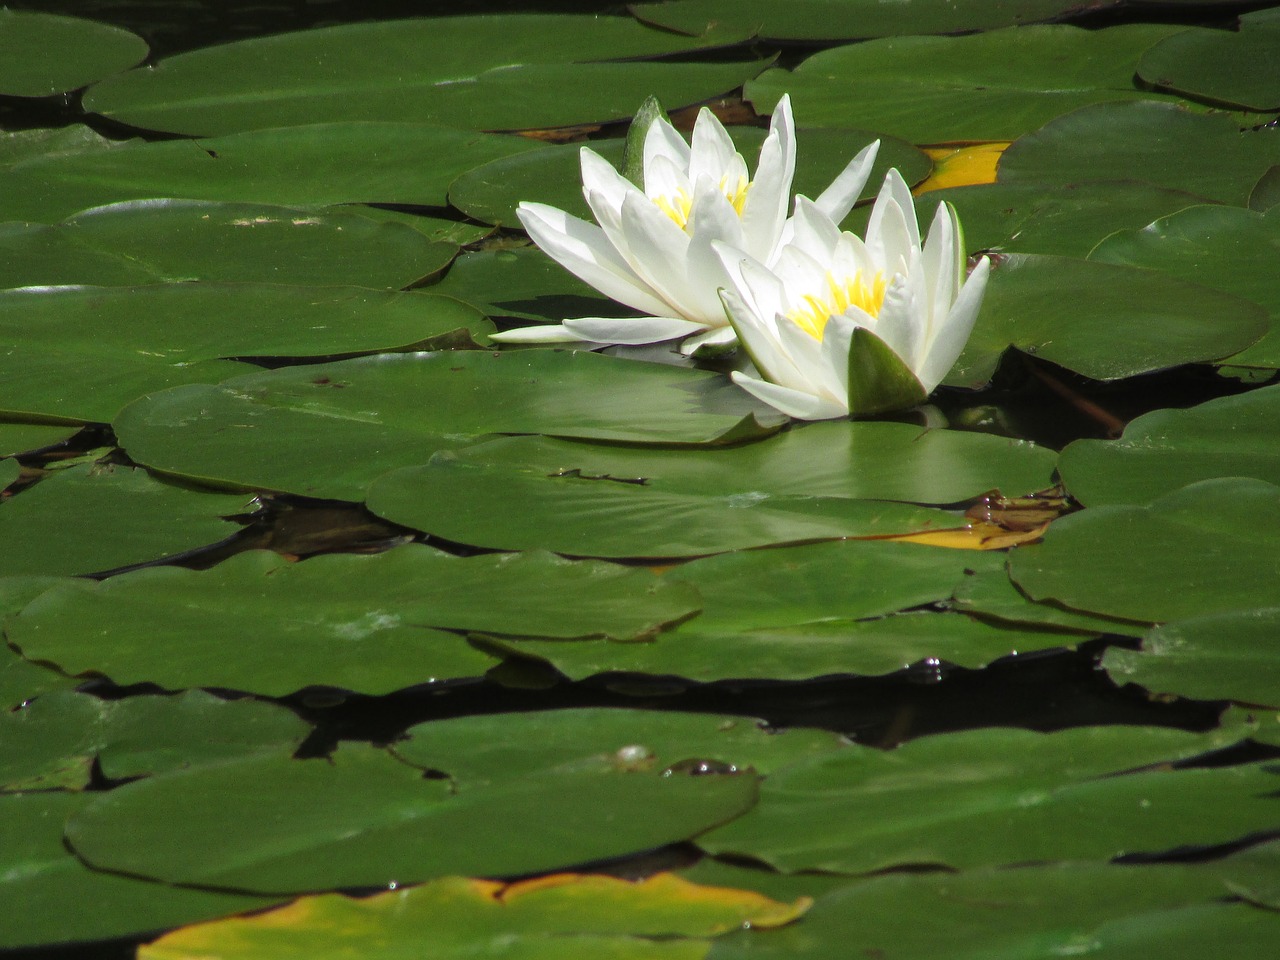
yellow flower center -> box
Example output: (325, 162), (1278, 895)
(786, 271), (888, 341)
(654, 175), (751, 231)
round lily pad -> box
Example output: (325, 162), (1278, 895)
(66, 742), (759, 894)
(113, 351), (785, 501)
(0, 283), (491, 423)
(746, 24), (1184, 144)
(948, 253), (1269, 388)
(0, 462), (252, 578)
(1137, 20), (1280, 111)
(0, 9), (147, 97)
(6, 546), (698, 696)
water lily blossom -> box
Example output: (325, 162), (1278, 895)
(491, 95), (880, 354)
(716, 168), (990, 420)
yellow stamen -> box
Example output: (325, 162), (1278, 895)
(653, 175), (753, 231)
(785, 271), (887, 341)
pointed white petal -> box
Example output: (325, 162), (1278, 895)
(868, 270), (923, 376)
(489, 323), (592, 344)
(687, 177), (746, 249)
(920, 200), (958, 330)
(865, 169), (921, 271)
(618, 192), (710, 319)
(917, 256), (989, 392)
(579, 147), (636, 224)
(720, 287), (798, 385)
(689, 107), (740, 184)
(643, 116), (691, 184)
(731, 371), (848, 421)
(517, 201), (672, 317)
(813, 139), (880, 225)
(740, 95), (796, 262)
(643, 152), (692, 208)
(564, 315), (706, 345)
(788, 198), (842, 263)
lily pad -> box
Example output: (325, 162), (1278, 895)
(6, 546), (698, 696)
(0, 792), (280, 950)
(0, 462), (251, 578)
(1009, 478), (1280, 623)
(83, 16), (760, 136)
(0, 423), (80, 457)
(448, 128), (931, 229)
(0, 689), (312, 791)
(0, 200), (459, 290)
(704, 853), (1279, 960)
(0, 9), (147, 97)
(0, 122), (542, 224)
(395, 708), (847, 782)
(998, 101), (1280, 205)
(1058, 383), (1280, 506)
(951, 564), (1149, 637)
(113, 351), (785, 501)
(1090, 204), (1280, 368)
(366, 425), (1055, 558)
(947, 253), (1268, 388)
(65, 742), (758, 895)
(698, 724), (1275, 873)
(926, 180), (1211, 258)
(1137, 18), (1280, 111)
(141, 872), (807, 960)
(0, 283), (490, 423)
(631, 0), (1100, 41)
(0, 456), (18, 491)
(746, 24), (1184, 144)
(1103, 608), (1280, 707)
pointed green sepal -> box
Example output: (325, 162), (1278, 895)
(621, 96), (668, 188)
(846, 327), (928, 417)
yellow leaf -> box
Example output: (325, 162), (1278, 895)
(915, 142), (1010, 194)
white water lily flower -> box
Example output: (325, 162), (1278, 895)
(491, 95), (880, 354)
(716, 168), (991, 420)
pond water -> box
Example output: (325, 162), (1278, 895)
(1, 1), (1278, 957)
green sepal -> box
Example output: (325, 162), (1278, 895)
(846, 327), (927, 417)
(622, 96), (668, 188)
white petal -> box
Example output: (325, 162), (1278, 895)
(813, 139), (880, 225)
(731, 371), (848, 421)
(564, 316), (707, 345)
(917, 256), (989, 392)
(739, 96), (796, 262)
(579, 147), (636, 223)
(868, 270), (923, 376)
(618, 192), (708, 319)
(489, 323), (592, 344)
(720, 286), (797, 385)
(787, 198), (842, 264)
(865, 169), (920, 270)
(688, 176), (747, 249)
(643, 115), (691, 184)
(517, 202), (671, 318)
(678, 324), (739, 355)
(920, 200), (958, 331)
(689, 107), (741, 184)
(643, 152), (691, 208)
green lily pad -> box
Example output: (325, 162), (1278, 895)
(6, 546), (701, 696)
(0, 9), (147, 97)
(395, 708), (847, 782)
(0, 424), (80, 457)
(947, 253), (1268, 388)
(0, 792), (280, 951)
(0, 462), (251, 578)
(83, 16), (759, 136)
(0, 577), (79, 710)
(495, 611), (1090, 683)
(66, 742), (758, 895)
(1090, 204), (1280, 368)
(448, 128), (931, 229)
(113, 351), (785, 501)
(0, 456), (18, 491)
(0, 125), (128, 169)
(0, 200), (459, 290)
(1103, 608), (1280, 707)
(631, 0), (1098, 41)
(704, 853), (1279, 960)
(0, 283), (490, 423)
(1137, 19), (1280, 111)
(0, 689), (312, 791)
(0, 122), (542, 224)
(1058, 383), (1280, 506)
(140, 872), (806, 960)
(951, 564), (1150, 636)
(926, 180), (1212, 258)
(698, 724), (1275, 873)
(998, 101), (1280, 205)
(367, 424), (1054, 558)
(1009, 478), (1280, 623)
(746, 24), (1184, 144)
